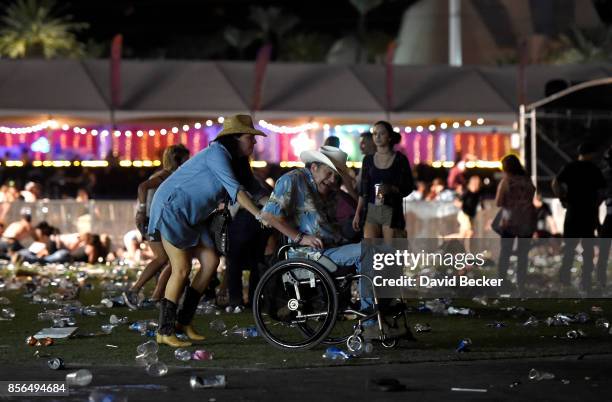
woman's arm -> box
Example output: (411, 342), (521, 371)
(237, 190), (262, 219)
(352, 196), (365, 231)
(136, 171), (169, 207)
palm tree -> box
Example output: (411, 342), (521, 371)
(546, 26), (612, 64)
(0, 0), (88, 58)
(249, 6), (299, 57)
(349, 0), (383, 62)
(249, 6), (299, 43)
(223, 26), (258, 59)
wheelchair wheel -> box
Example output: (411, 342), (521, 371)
(299, 277), (360, 345)
(253, 258), (338, 350)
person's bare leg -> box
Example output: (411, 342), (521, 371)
(191, 246), (220, 293)
(157, 237), (192, 347)
(363, 222), (381, 239)
(382, 226), (395, 243)
(175, 245), (219, 341)
(151, 263), (172, 301)
(131, 241), (168, 292)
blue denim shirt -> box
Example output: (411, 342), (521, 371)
(147, 141), (243, 248)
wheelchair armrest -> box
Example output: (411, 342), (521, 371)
(277, 244), (312, 260)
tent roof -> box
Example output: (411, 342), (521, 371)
(0, 59), (610, 122)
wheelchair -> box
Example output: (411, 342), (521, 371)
(252, 244), (412, 351)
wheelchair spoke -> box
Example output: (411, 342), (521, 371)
(253, 259), (338, 350)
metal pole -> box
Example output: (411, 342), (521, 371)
(519, 104), (526, 164)
(449, 0), (462, 66)
(530, 109), (537, 188)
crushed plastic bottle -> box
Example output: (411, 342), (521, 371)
(414, 323), (432, 333)
(230, 325), (258, 338)
(192, 349), (214, 361)
(190, 375), (226, 389)
(1, 307), (15, 319)
(129, 321), (148, 335)
(101, 324), (115, 334)
(546, 314), (571, 326)
(135, 353), (158, 367)
(456, 338), (472, 352)
(351, 342), (374, 356)
(209, 319), (226, 332)
(523, 316), (539, 327)
(575, 312), (589, 324)
(0, 296), (10, 304)
(65, 369), (93, 387)
(136, 340), (159, 355)
(566, 329), (586, 339)
(145, 361), (168, 377)
(322, 346), (350, 361)
(52, 318), (66, 328)
(595, 318), (610, 330)
(424, 299), (446, 314)
(471, 295), (488, 306)
(174, 348), (192, 361)
(486, 321), (506, 328)
(528, 369), (555, 381)
(197, 302), (220, 315)
(109, 315), (129, 325)
(100, 298), (114, 308)
(447, 306), (473, 316)
(81, 307), (98, 317)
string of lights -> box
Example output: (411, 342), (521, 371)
(0, 117), (488, 137)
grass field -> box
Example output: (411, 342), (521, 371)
(1, 266), (612, 371)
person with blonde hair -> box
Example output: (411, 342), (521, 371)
(123, 144), (190, 309)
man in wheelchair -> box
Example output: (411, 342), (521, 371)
(260, 148), (410, 341)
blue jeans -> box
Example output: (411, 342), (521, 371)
(322, 242), (372, 311)
(43, 249), (71, 264)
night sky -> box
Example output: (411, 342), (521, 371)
(14, 0), (417, 59)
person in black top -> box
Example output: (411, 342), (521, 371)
(553, 142), (605, 293)
(353, 121), (415, 242)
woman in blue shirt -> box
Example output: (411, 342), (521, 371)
(148, 115), (266, 347)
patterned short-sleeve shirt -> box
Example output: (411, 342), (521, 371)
(263, 168), (342, 247)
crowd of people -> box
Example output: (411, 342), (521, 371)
(1, 114), (609, 347)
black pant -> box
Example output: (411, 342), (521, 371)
(498, 233), (531, 292)
(559, 211), (598, 291)
(595, 214), (612, 289)
(226, 209), (271, 307)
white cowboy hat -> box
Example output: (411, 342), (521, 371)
(319, 145), (351, 178)
(300, 150), (339, 174)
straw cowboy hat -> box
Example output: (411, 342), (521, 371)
(215, 114), (267, 139)
(300, 150), (339, 174)
(319, 145), (352, 179)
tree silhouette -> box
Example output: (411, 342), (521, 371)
(0, 0), (88, 58)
